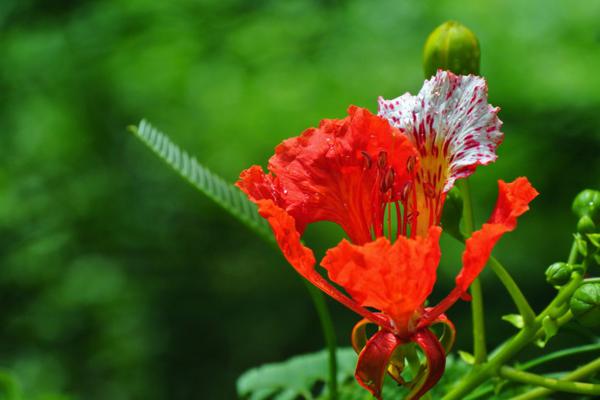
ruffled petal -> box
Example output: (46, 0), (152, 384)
(378, 70), (502, 235)
(256, 199), (392, 328)
(407, 328), (446, 400)
(238, 106), (419, 244)
(321, 226), (442, 333)
(455, 177), (539, 290)
(256, 199), (316, 275)
(355, 330), (404, 400)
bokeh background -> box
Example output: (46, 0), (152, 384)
(1, 0), (599, 399)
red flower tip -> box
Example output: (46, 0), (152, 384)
(455, 177), (538, 291)
(355, 330), (404, 400)
(353, 325), (447, 400)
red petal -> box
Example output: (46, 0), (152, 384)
(407, 328), (446, 400)
(355, 330), (404, 400)
(321, 226), (442, 333)
(256, 199), (391, 328)
(238, 106), (418, 243)
(256, 199), (315, 275)
(455, 177), (539, 290)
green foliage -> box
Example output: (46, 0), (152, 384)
(130, 120), (272, 243)
(237, 348), (356, 400)
(0, 0), (599, 399)
(237, 348), (544, 400)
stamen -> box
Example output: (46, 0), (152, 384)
(400, 181), (412, 202)
(384, 168), (395, 192)
(377, 150), (388, 169)
(424, 182), (436, 198)
(361, 150), (372, 169)
(406, 156), (416, 174)
(394, 201), (403, 239)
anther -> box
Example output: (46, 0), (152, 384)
(406, 210), (420, 222)
(384, 168), (395, 191)
(424, 182), (436, 198)
(377, 150), (388, 169)
(406, 156), (416, 174)
(361, 150), (372, 169)
(400, 181), (412, 201)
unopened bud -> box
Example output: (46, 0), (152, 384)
(572, 189), (600, 223)
(423, 21), (480, 78)
(545, 262), (572, 286)
(570, 282), (600, 327)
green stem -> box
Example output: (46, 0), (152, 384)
(510, 357), (600, 400)
(499, 365), (600, 396)
(304, 282), (338, 400)
(457, 179), (487, 364)
(518, 341), (600, 371)
(442, 244), (585, 400)
(489, 256), (536, 326)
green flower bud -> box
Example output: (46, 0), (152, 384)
(572, 189), (600, 223)
(545, 262), (572, 286)
(577, 215), (596, 234)
(441, 186), (464, 240)
(423, 21), (481, 78)
(570, 282), (600, 327)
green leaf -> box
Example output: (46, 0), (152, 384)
(129, 120), (273, 244)
(501, 314), (524, 329)
(458, 350), (475, 365)
(238, 348), (474, 400)
(236, 348), (357, 399)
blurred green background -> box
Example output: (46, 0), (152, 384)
(0, 0), (599, 399)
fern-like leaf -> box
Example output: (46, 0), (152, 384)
(129, 119), (273, 243)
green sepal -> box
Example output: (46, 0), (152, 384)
(574, 233), (588, 257)
(570, 282), (600, 327)
(587, 233), (600, 249)
(577, 216), (596, 234)
(535, 316), (558, 348)
(501, 314), (524, 329)
(458, 350), (475, 365)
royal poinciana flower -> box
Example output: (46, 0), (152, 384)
(237, 71), (538, 399)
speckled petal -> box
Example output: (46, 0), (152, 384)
(378, 70), (502, 192)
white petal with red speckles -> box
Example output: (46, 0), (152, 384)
(378, 70), (503, 192)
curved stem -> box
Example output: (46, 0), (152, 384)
(304, 282), (338, 400)
(457, 179), (487, 364)
(442, 242), (586, 400)
(510, 357), (600, 400)
(499, 365), (600, 396)
(489, 256), (536, 325)
(518, 341), (600, 371)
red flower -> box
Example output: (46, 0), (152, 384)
(237, 72), (538, 399)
